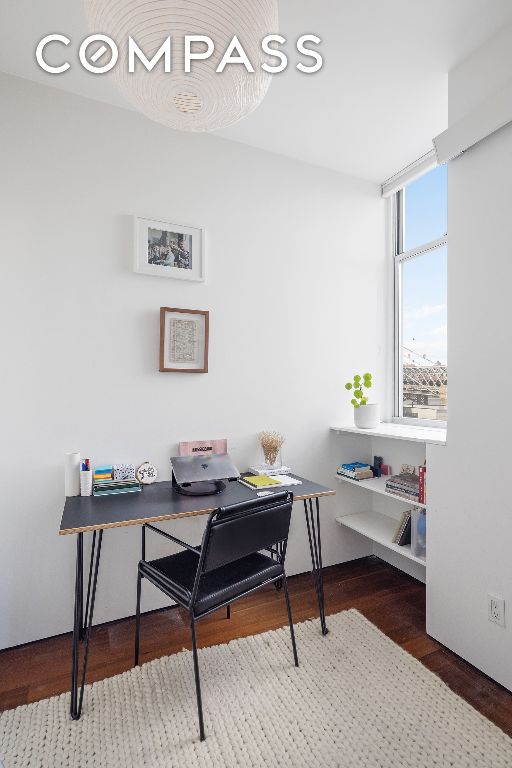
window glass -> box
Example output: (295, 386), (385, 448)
(401, 245), (447, 421)
(403, 164), (447, 252)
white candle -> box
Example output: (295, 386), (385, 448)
(65, 451), (81, 497)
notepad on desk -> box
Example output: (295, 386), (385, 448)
(238, 474), (302, 491)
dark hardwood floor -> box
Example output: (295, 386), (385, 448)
(1, 556), (512, 736)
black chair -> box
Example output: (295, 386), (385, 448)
(134, 491), (299, 741)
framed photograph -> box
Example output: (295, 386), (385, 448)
(159, 307), (209, 373)
(134, 217), (204, 281)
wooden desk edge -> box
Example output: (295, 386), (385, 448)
(58, 489), (336, 536)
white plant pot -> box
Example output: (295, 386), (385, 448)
(353, 403), (380, 429)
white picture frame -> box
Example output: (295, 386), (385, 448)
(134, 217), (205, 282)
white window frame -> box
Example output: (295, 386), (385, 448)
(392, 184), (448, 429)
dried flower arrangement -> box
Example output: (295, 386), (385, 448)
(258, 430), (285, 467)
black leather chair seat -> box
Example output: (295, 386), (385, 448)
(140, 550), (284, 616)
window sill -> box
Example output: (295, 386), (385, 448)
(330, 422), (446, 445)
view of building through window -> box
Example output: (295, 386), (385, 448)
(396, 164), (447, 422)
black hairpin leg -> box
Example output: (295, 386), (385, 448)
(190, 615), (205, 741)
(303, 498), (328, 635)
(70, 529), (103, 720)
(282, 574), (299, 667)
(273, 541), (284, 590)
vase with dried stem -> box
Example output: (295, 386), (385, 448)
(258, 430), (285, 471)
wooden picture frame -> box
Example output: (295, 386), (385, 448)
(159, 307), (209, 373)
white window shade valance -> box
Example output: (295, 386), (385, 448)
(382, 78), (512, 196)
(381, 150), (437, 198)
(433, 80), (512, 164)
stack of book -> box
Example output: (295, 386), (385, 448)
(337, 462), (374, 481)
(392, 510), (412, 546)
(93, 465), (141, 496)
(385, 472), (420, 503)
(238, 474), (302, 491)
(94, 465), (113, 482)
(93, 478), (141, 497)
(248, 464), (292, 477)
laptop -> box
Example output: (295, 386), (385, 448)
(171, 453), (240, 486)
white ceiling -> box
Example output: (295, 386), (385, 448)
(1, 0), (512, 181)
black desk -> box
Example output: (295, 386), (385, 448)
(59, 475), (335, 719)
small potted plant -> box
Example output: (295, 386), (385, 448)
(345, 373), (380, 429)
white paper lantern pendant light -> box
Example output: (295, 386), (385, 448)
(84, 0), (278, 132)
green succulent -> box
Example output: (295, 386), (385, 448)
(345, 372), (373, 408)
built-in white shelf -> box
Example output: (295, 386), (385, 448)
(336, 510), (426, 566)
(335, 474), (426, 509)
(331, 422), (446, 445)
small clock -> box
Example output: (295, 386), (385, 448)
(136, 461), (158, 485)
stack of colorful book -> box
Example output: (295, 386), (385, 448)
(94, 465), (113, 482)
(337, 462), (374, 481)
(93, 465), (141, 497)
(385, 472), (420, 503)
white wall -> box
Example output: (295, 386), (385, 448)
(0, 73), (385, 649)
(427, 26), (512, 690)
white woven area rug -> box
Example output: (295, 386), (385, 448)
(1, 609), (512, 768)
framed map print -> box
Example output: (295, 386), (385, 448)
(159, 307), (209, 373)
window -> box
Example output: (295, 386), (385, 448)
(394, 164), (447, 424)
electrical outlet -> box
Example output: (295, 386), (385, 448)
(488, 595), (505, 627)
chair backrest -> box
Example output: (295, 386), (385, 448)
(199, 491), (293, 574)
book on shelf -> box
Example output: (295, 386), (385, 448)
(392, 511), (407, 543)
(337, 462), (374, 481)
(345, 470), (374, 480)
(340, 462), (369, 471)
(385, 472), (420, 502)
(418, 465), (426, 504)
(386, 472), (419, 486)
(392, 510), (412, 546)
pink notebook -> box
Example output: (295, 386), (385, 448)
(179, 439), (228, 457)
